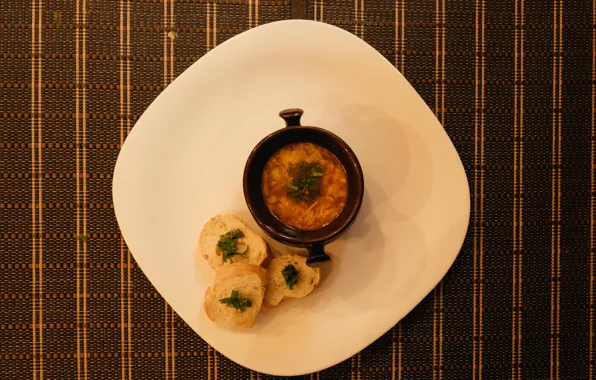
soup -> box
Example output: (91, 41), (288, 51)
(261, 142), (348, 230)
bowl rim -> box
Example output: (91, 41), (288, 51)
(243, 124), (365, 246)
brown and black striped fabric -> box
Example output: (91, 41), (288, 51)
(1, 0), (594, 379)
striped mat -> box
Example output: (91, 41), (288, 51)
(0, 0), (594, 379)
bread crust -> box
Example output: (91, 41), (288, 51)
(264, 254), (321, 307)
(204, 264), (268, 328)
(198, 215), (269, 270)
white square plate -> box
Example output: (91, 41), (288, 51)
(113, 20), (470, 376)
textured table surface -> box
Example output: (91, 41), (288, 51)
(1, 0), (595, 379)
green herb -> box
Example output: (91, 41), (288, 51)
(217, 229), (248, 263)
(281, 264), (299, 290)
(219, 290), (252, 313)
(285, 162), (324, 202)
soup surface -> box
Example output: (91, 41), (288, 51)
(261, 142), (348, 230)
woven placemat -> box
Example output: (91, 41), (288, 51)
(1, 0), (594, 379)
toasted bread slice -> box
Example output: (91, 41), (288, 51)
(204, 263), (268, 328)
(265, 254), (321, 307)
(198, 215), (269, 270)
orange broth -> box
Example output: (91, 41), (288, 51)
(261, 142), (348, 230)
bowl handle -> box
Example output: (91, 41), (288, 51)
(306, 243), (331, 267)
(279, 108), (304, 127)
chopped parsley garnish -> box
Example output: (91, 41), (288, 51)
(217, 229), (248, 263)
(281, 264), (299, 290)
(219, 290), (252, 313)
(285, 162), (324, 202)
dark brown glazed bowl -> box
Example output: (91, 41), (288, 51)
(243, 108), (364, 266)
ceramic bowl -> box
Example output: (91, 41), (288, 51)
(243, 108), (364, 266)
